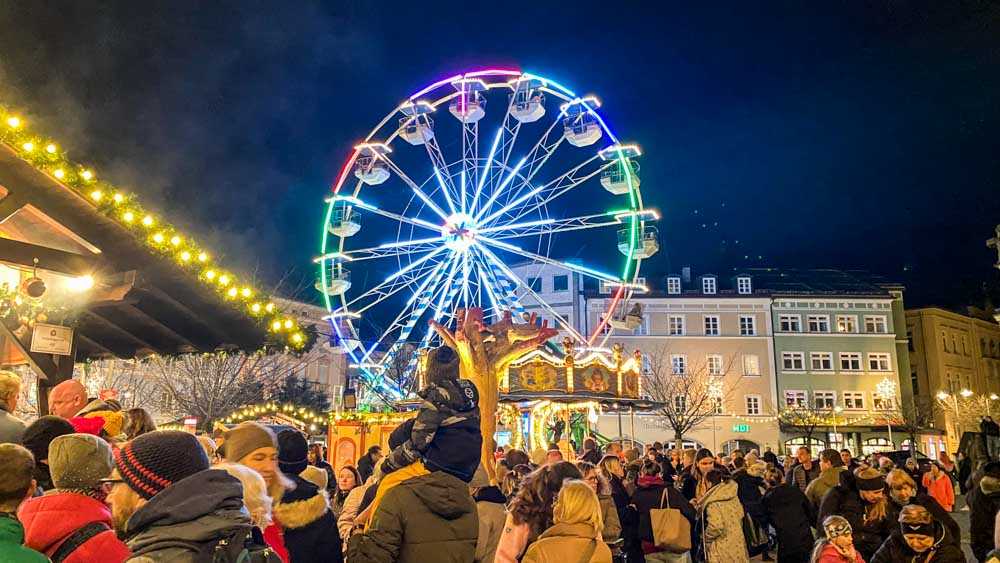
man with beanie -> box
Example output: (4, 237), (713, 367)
(20, 415), (74, 493)
(870, 504), (965, 563)
(274, 428), (342, 563)
(0, 444), (48, 562)
(105, 430), (252, 561)
(348, 417), (478, 563)
(18, 434), (131, 562)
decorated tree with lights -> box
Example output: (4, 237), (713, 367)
(431, 308), (556, 481)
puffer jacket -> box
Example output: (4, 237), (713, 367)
(520, 522), (613, 563)
(697, 480), (748, 563)
(0, 514), (48, 563)
(730, 465), (765, 521)
(274, 474), (342, 563)
(761, 483), (814, 563)
(870, 521), (965, 563)
(122, 469), (252, 562)
(347, 470), (478, 563)
(967, 471), (1000, 562)
(473, 486), (506, 563)
(18, 491), (131, 563)
(805, 466), (846, 507)
(817, 469), (898, 562)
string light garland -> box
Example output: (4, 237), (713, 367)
(0, 104), (309, 349)
(222, 402), (328, 432)
(329, 410), (416, 425)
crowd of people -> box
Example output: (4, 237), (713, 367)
(2, 363), (1000, 562)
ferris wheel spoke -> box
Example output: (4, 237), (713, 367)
(470, 248), (523, 319)
(475, 244), (588, 343)
(418, 114), (462, 211)
(327, 195), (442, 233)
(337, 246), (447, 315)
(477, 235), (624, 286)
(490, 108), (568, 216)
(478, 210), (645, 240)
(472, 93), (521, 218)
(473, 157), (527, 223)
(461, 121), (477, 213)
(373, 155), (451, 220)
(481, 156), (611, 228)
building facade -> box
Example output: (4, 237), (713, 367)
(906, 307), (1000, 452)
(587, 273), (781, 455)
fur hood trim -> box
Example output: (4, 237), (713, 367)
(981, 475), (1000, 496)
(274, 488), (330, 529)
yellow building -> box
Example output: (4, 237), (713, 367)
(906, 307), (1000, 452)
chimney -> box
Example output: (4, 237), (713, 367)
(681, 266), (692, 284)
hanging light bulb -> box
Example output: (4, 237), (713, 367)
(21, 142), (34, 152)
(90, 190), (103, 202)
(6, 116), (22, 128)
(112, 193), (124, 203)
(142, 215), (154, 226)
(45, 143), (57, 154)
(80, 170), (94, 181)
(53, 169), (65, 179)
(152, 232), (165, 244)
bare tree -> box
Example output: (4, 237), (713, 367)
(777, 404), (831, 452)
(642, 344), (744, 451)
(890, 396), (941, 453)
(146, 349), (320, 429)
(80, 359), (159, 410)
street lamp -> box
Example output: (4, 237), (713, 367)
(937, 390), (961, 448)
(960, 388), (973, 398)
(876, 377), (897, 447)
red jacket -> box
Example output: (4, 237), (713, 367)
(922, 472), (955, 512)
(816, 542), (866, 563)
(18, 492), (131, 563)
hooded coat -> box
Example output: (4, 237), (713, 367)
(121, 469), (252, 562)
(18, 491), (131, 563)
(967, 471), (1000, 562)
(817, 469), (898, 562)
(274, 474), (342, 563)
(0, 514), (48, 563)
(761, 483), (815, 563)
(473, 486), (506, 563)
(520, 522), (613, 563)
(347, 470), (478, 563)
(730, 464), (766, 521)
(629, 475), (696, 555)
(805, 465), (847, 507)
(697, 480), (748, 563)
(870, 521), (966, 563)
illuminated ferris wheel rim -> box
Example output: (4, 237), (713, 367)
(317, 67), (657, 399)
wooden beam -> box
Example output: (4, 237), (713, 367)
(0, 320), (60, 381)
(112, 303), (198, 352)
(76, 333), (117, 358)
(78, 310), (166, 356)
(0, 237), (100, 277)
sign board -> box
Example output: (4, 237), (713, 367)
(732, 423), (750, 433)
(30, 323), (74, 356)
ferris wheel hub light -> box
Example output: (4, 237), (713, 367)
(441, 212), (478, 253)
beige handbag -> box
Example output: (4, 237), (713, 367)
(649, 488), (692, 553)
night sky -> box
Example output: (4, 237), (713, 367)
(1, 2), (998, 310)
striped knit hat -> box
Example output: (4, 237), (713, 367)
(114, 430), (209, 499)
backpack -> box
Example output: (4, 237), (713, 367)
(206, 528), (281, 563)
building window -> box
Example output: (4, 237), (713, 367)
(712, 396), (724, 414)
(837, 315), (857, 333)
(811, 352), (833, 371)
(527, 277), (542, 292)
(702, 277), (717, 294)
(553, 275), (569, 292)
(865, 316), (887, 334)
(807, 315), (830, 332)
(668, 315), (685, 336)
(868, 353), (891, 371)
(707, 354), (724, 376)
(779, 314), (801, 332)
(840, 352), (862, 371)
(742, 354), (760, 376)
(782, 352), (805, 371)
(673, 395), (687, 412)
(910, 371), (919, 396)
(671, 354), (687, 375)
(873, 394), (895, 411)
(784, 390), (808, 408)
(745, 395), (761, 415)
(739, 315), (756, 336)
(843, 391), (865, 410)
(815, 391), (836, 410)
(632, 315), (649, 336)
(703, 315), (720, 336)
(737, 276), (752, 295)
(667, 277), (681, 294)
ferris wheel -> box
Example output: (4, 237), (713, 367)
(316, 68), (659, 400)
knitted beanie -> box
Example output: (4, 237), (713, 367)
(898, 504), (934, 537)
(115, 430), (209, 499)
(822, 515), (852, 539)
(222, 422), (277, 464)
(21, 416), (75, 462)
(425, 346), (459, 385)
(855, 467), (886, 491)
(277, 428), (309, 475)
(49, 433), (113, 490)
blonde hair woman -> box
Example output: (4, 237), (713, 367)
(576, 461), (621, 542)
(215, 462), (274, 528)
(521, 480), (613, 563)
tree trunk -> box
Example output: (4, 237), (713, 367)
(674, 432), (684, 453)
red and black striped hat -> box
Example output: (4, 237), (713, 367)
(114, 430), (209, 500)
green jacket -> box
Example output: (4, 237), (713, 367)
(0, 514), (49, 563)
(805, 466), (846, 507)
(347, 471), (478, 563)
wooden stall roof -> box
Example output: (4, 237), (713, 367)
(0, 143), (268, 359)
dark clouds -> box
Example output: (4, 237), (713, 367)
(1, 1), (998, 307)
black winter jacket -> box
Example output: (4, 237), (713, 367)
(761, 484), (815, 563)
(275, 474), (343, 563)
(817, 469), (898, 562)
(889, 492), (961, 550)
(629, 477), (696, 551)
(870, 522), (965, 563)
(967, 472), (1000, 562)
(730, 468), (765, 521)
